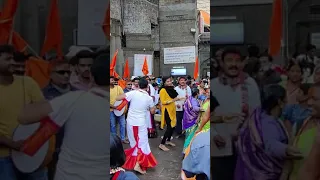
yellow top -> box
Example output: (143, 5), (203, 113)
(110, 85), (124, 111)
(0, 76), (44, 157)
(159, 88), (176, 129)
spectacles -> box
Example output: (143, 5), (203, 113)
(55, 70), (71, 75)
(127, 84), (132, 85)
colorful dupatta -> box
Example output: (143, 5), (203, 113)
(235, 108), (285, 180)
(183, 96), (200, 130)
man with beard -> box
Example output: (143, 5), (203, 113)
(174, 76), (191, 138)
(211, 48), (261, 180)
(70, 50), (94, 90)
(0, 45), (47, 179)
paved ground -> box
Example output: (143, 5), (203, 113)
(123, 128), (184, 180)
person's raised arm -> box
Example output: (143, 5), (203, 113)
(18, 101), (53, 125)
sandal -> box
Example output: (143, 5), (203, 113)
(159, 144), (170, 151)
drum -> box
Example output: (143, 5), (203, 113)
(114, 100), (125, 116)
(12, 123), (55, 173)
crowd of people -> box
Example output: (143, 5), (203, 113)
(211, 44), (320, 180)
(110, 73), (212, 179)
(0, 44), (110, 180)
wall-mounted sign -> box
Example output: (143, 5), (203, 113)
(211, 0), (273, 6)
(164, 46), (196, 64)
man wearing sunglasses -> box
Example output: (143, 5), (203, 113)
(42, 60), (77, 100)
(42, 59), (78, 180)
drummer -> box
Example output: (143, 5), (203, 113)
(0, 44), (47, 179)
(110, 76), (129, 144)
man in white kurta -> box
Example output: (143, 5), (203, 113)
(116, 78), (157, 174)
(211, 48), (261, 180)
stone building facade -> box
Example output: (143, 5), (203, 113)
(111, 0), (201, 77)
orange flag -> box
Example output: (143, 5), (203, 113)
(193, 56), (199, 80)
(110, 49), (118, 76)
(12, 32), (28, 52)
(118, 79), (126, 89)
(102, 2), (110, 40)
(41, 0), (63, 59)
(25, 57), (51, 88)
(0, 0), (19, 44)
(268, 0), (282, 56)
(142, 56), (149, 76)
(123, 59), (130, 79)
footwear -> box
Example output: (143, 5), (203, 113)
(159, 144), (170, 151)
(122, 140), (129, 144)
(134, 163), (146, 174)
(166, 141), (176, 147)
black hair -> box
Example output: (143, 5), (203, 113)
(259, 52), (273, 62)
(0, 44), (15, 56)
(306, 44), (316, 51)
(132, 77), (140, 82)
(248, 45), (260, 58)
(95, 46), (110, 57)
(162, 76), (171, 86)
(139, 78), (149, 89)
(261, 84), (286, 114)
(110, 134), (125, 169)
(13, 51), (28, 63)
(152, 82), (158, 87)
(221, 48), (242, 62)
(74, 50), (95, 64)
(179, 76), (187, 81)
(300, 83), (313, 95)
(191, 88), (199, 97)
(91, 53), (109, 86)
(244, 59), (260, 77)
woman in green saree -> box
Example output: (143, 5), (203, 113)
(288, 86), (318, 180)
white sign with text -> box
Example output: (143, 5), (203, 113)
(164, 46), (196, 64)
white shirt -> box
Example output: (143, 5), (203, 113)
(174, 86), (192, 111)
(211, 77), (261, 157)
(125, 90), (154, 126)
(49, 88), (109, 180)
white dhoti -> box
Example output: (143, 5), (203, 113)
(123, 123), (157, 171)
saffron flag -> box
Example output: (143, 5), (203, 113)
(12, 32), (28, 52)
(25, 57), (51, 88)
(123, 59), (130, 79)
(41, 0), (63, 59)
(102, 2), (110, 40)
(193, 56), (199, 80)
(142, 56), (149, 76)
(0, 0), (18, 44)
(110, 49), (118, 76)
(268, 0), (282, 56)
